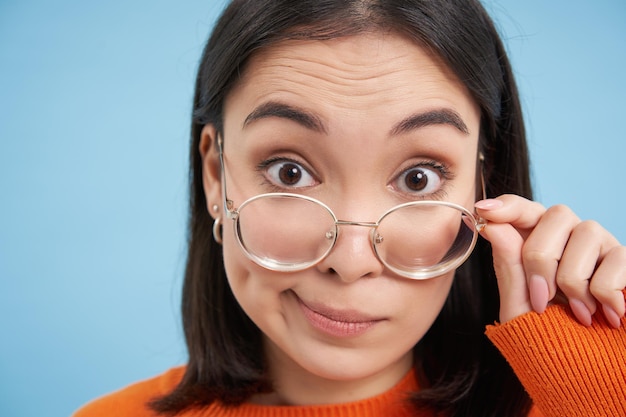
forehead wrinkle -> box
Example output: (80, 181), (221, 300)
(240, 32), (466, 93)
(251, 59), (439, 104)
(246, 39), (422, 89)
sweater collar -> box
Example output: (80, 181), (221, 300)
(193, 369), (429, 417)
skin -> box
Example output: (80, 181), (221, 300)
(200, 31), (626, 405)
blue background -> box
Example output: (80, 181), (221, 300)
(1, 1), (624, 416)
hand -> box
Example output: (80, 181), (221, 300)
(475, 194), (626, 328)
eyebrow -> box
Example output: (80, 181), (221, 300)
(390, 108), (470, 136)
(243, 101), (469, 136)
(243, 101), (327, 133)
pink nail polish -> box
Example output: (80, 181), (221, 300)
(569, 299), (592, 327)
(602, 304), (622, 329)
(529, 275), (549, 314)
(474, 199), (504, 210)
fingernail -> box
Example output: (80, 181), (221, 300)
(474, 199), (504, 210)
(569, 299), (593, 327)
(602, 304), (622, 329)
(529, 275), (549, 313)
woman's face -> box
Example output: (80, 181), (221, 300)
(201, 32), (480, 405)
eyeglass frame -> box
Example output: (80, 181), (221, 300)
(216, 135), (487, 280)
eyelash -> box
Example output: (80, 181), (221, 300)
(256, 156), (317, 191)
(394, 160), (453, 200)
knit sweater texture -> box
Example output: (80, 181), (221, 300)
(74, 296), (626, 417)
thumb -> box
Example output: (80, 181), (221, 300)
(479, 221), (532, 322)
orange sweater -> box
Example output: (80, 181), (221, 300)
(74, 300), (625, 417)
(485, 299), (626, 417)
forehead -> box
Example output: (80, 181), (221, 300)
(224, 31), (479, 134)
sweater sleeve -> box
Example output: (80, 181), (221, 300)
(486, 294), (626, 417)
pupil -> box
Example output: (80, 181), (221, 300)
(406, 169), (427, 191)
(279, 163), (301, 185)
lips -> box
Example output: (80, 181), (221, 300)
(295, 293), (385, 337)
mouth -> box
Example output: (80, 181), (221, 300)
(295, 293), (385, 338)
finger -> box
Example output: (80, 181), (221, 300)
(475, 195), (546, 237)
(521, 204), (580, 312)
(478, 220), (531, 322)
(588, 245), (626, 328)
(555, 221), (603, 326)
(556, 220), (620, 326)
(556, 221), (618, 326)
(476, 195), (550, 316)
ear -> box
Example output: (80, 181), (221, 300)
(199, 124), (222, 220)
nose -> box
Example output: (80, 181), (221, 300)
(315, 221), (385, 283)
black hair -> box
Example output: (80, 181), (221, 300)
(151, 1), (533, 416)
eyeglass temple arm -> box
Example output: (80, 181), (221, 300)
(474, 152), (488, 231)
(217, 135), (235, 215)
(479, 151), (487, 201)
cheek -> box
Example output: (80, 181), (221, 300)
(221, 224), (295, 322)
(396, 272), (454, 337)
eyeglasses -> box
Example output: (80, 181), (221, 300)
(217, 137), (486, 280)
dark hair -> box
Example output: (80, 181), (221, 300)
(151, 0), (533, 416)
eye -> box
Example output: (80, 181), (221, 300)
(393, 164), (444, 197)
(264, 159), (317, 189)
